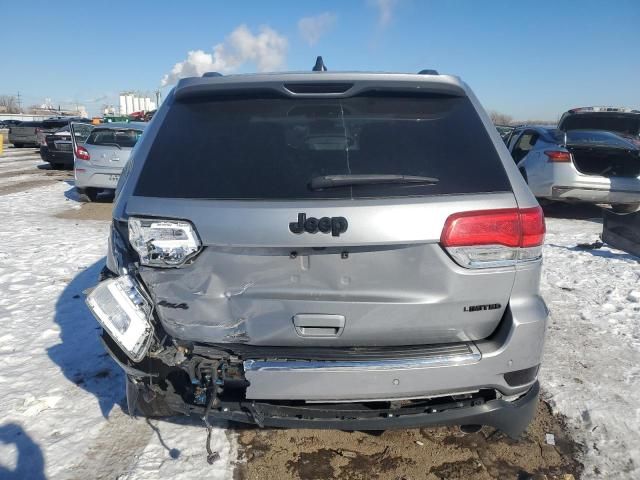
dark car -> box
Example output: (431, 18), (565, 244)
(38, 117), (91, 161)
(0, 119), (22, 128)
(8, 121), (44, 147)
(42, 126), (76, 169)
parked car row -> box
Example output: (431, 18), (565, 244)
(0, 119), (22, 129)
(37, 117), (91, 166)
(501, 107), (640, 213)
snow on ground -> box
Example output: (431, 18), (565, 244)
(541, 215), (640, 478)
(0, 148), (639, 478)
(0, 155), (234, 479)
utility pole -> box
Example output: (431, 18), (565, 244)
(16, 91), (22, 113)
(155, 89), (161, 109)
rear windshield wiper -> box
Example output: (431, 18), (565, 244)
(309, 174), (439, 190)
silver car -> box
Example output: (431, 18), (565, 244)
(85, 66), (547, 439)
(508, 107), (640, 213)
(71, 122), (146, 201)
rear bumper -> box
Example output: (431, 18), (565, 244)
(552, 185), (640, 204)
(205, 382), (539, 438)
(525, 161), (640, 204)
(9, 136), (38, 146)
(44, 149), (73, 166)
(75, 164), (121, 189)
(238, 296), (547, 402)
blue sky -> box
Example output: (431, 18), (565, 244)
(3, 0), (639, 119)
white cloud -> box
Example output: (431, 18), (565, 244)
(298, 12), (337, 46)
(369, 0), (398, 28)
(160, 25), (288, 86)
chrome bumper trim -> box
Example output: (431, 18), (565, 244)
(243, 343), (481, 373)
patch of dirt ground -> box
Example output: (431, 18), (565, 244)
(54, 200), (113, 221)
(0, 175), (70, 196)
(234, 400), (583, 480)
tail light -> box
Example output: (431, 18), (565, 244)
(441, 206), (545, 269)
(544, 150), (571, 162)
(75, 145), (90, 160)
(128, 218), (202, 267)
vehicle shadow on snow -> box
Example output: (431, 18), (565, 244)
(0, 423), (46, 480)
(541, 202), (604, 222)
(63, 183), (114, 203)
(47, 259), (125, 418)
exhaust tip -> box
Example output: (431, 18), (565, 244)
(459, 424), (483, 434)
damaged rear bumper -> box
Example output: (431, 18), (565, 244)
(208, 381), (540, 438)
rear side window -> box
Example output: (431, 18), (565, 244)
(135, 93), (510, 199)
(87, 128), (143, 148)
(18, 121), (43, 127)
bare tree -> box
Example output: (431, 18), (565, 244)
(0, 95), (21, 113)
(489, 110), (513, 125)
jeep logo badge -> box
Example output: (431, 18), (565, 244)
(289, 213), (348, 237)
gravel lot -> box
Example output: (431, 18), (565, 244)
(3, 144), (639, 479)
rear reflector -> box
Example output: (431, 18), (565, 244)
(544, 150), (571, 162)
(441, 207), (545, 269)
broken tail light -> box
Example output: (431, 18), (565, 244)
(128, 217), (202, 267)
(86, 275), (153, 362)
(441, 206), (545, 269)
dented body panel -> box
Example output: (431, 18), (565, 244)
(130, 192), (519, 346)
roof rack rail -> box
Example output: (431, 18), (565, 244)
(312, 56), (327, 72)
(418, 69), (439, 75)
(202, 72), (223, 77)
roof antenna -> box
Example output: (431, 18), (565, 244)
(312, 56), (327, 72)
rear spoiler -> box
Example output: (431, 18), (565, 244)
(602, 209), (640, 258)
(173, 74), (467, 101)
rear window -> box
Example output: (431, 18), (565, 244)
(561, 113), (640, 136)
(135, 93), (510, 199)
(87, 128), (143, 148)
(43, 120), (69, 129)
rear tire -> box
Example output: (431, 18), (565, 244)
(77, 187), (99, 202)
(13, 143), (23, 148)
(50, 163), (64, 170)
(611, 203), (640, 214)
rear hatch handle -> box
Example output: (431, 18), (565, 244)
(293, 314), (345, 337)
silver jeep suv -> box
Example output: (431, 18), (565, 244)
(87, 65), (547, 438)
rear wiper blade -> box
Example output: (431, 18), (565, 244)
(309, 174), (439, 190)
